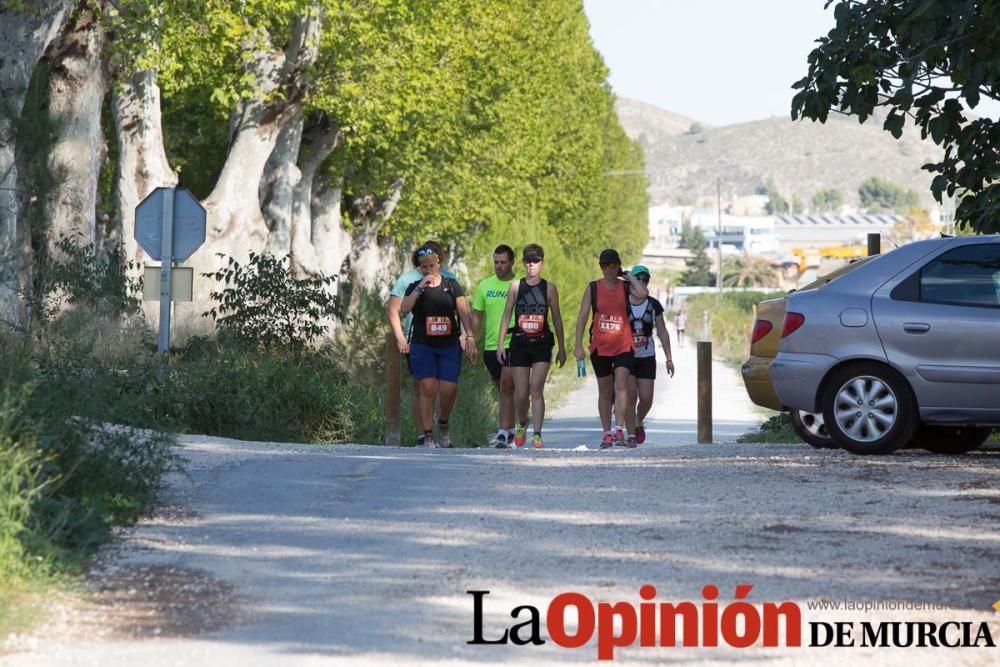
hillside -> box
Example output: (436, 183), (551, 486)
(617, 100), (942, 209)
(615, 97), (704, 143)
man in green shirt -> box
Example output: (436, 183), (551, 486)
(472, 244), (518, 447)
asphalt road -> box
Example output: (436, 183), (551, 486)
(4, 341), (999, 666)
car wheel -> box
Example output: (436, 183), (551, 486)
(790, 409), (836, 449)
(910, 425), (992, 455)
(821, 362), (917, 455)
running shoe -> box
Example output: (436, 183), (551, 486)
(416, 434), (426, 447)
(600, 432), (614, 449)
(513, 426), (527, 447)
(424, 436), (438, 449)
(625, 435), (638, 449)
(613, 428), (625, 447)
(438, 427), (452, 448)
(491, 433), (510, 449)
(531, 434), (544, 449)
(635, 423), (646, 445)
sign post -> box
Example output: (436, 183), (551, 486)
(135, 187), (206, 354)
(158, 189), (175, 354)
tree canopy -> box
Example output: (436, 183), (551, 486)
(857, 176), (919, 213)
(791, 0), (1000, 233)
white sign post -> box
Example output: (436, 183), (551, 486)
(134, 187), (206, 354)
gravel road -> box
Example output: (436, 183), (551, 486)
(3, 340), (998, 666)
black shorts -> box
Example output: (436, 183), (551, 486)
(482, 349), (512, 380)
(590, 350), (634, 378)
(631, 356), (656, 380)
(509, 344), (553, 367)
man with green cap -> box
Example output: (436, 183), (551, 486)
(626, 264), (674, 444)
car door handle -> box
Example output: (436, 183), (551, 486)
(903, 322), (931, 334)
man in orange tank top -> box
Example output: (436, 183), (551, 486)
(573, 248), (648, 449)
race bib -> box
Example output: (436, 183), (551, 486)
(426, 316), (453, 336)
(632, 334), (649, 349)
(518, 313), (545, 335)
(598, 314), (624, 334)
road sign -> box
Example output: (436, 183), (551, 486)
(142, 266), (193, 302)
(135, 187), (206, 261)
(134, 187), (207, 354)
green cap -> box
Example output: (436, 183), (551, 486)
(630, 264), (651, 277)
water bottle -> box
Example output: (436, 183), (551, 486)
(577, 358), (586, 378)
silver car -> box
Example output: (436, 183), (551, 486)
(771, 235), (1000, 455)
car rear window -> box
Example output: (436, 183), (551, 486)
(795, 255), (879, 292)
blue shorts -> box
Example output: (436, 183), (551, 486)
(409, 342), (462, 382)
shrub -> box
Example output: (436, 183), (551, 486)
(682, 290), (785, 365)
(203, 252), (343, 352)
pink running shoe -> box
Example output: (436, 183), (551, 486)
(635, 424), (646, 445)
(613, 428), (625, 447)
(625, 436), (637, 449)
(600, 432), (613, 449)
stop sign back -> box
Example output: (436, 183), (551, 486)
(134, 187), (206, 261)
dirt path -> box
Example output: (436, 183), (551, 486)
(4, 346), (999, 666)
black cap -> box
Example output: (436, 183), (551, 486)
(523, 250), (543, 263)
(599, 248), (621, 264)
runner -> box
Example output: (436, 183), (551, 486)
(674, 307), (687, 348)
(386, 241), (459, 444)
(627, 264), (675, 444)
(573, 248), (648, 449)
(472, 245), (518, 448)
(497, 244), (566, 448)
(399, 244), (477, 448)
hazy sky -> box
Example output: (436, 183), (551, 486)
(582, 0), (842, 126)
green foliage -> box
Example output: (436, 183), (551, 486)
(791, 0), (1000, 233)
(26, 235), (142, 327)
(149, 0), (647, 271)
(680, 226), (715, 287)
(0, 326), (178, 568)
(203, 252), (342, 352)
(0, 391), (43, 582)
(722, 256), (780, 288)
(738, 412), (796, 444)
(763, 179), (789, 215)
(811, 188), (844, 212)
(683, 291), (785, 364)
(858, 176), (919, 213)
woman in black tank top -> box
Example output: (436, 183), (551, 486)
(496, 245), (567, 448)
(511, 278), (552, 344)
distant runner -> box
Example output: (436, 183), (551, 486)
(400, 244), (477, 448)
(674, 308), (687, 348)
(497, 244), (566, 448)
(574, 248), (648, 449)
(472, 245), (518, 448)
(626, 264), (675, 444)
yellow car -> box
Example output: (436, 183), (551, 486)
(741, 296), (834, 447)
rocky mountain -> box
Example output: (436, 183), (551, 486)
(616, 97), (943, 209)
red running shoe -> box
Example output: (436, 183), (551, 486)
(635, 424), (646, 445)
(600, 432), (613, 449)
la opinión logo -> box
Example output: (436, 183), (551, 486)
(468, 585), (801, 660)
(467, 586), (997, 660)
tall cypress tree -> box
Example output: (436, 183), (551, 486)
(680, 226), (716, 286)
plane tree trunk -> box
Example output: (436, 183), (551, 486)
(0, 0), (74, 325)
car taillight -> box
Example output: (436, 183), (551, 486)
(750, 319), (773, 344)
(781, 312), (806, 338)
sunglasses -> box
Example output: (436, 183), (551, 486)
(600, 262), (620, 269)
(416, 247), (438, 257)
